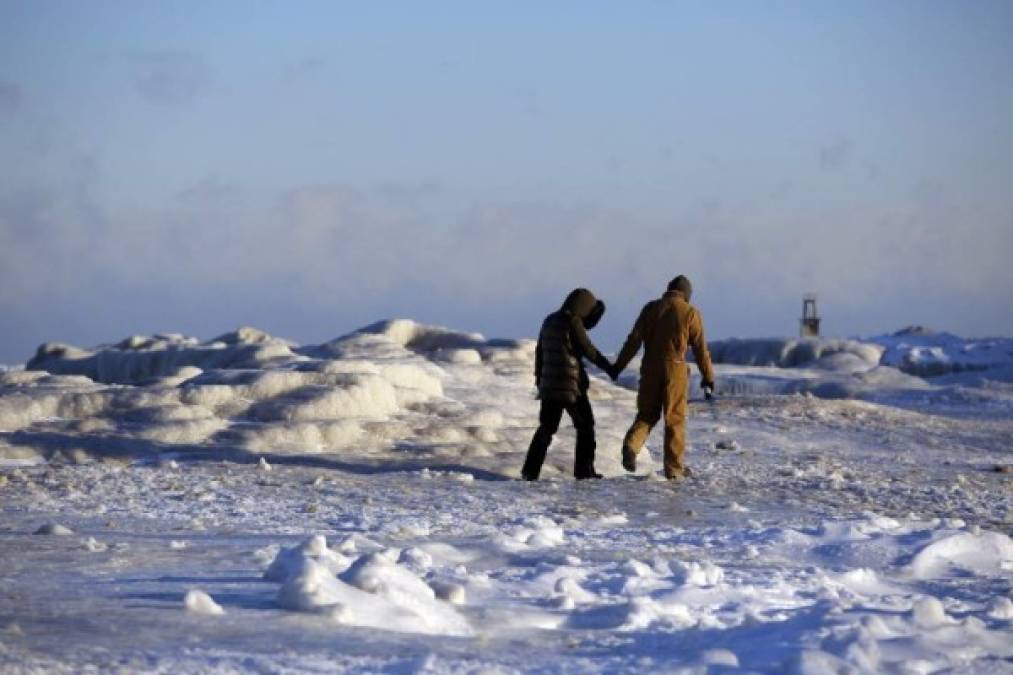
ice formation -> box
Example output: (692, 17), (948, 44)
(2, 319), (1011, 671)
(269, 536), (471, 636)
(184, 589), (225, 616)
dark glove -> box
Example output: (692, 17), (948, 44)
(608, 363), (620, 382)
(701, 380), (715, 400)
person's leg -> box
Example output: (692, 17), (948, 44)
(522, 399), (565, 480)
(662, 366), (690, 478)
(567, 394), (599, 478)
(623, 376), (663, 457)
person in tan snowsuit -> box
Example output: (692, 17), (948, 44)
(612, 275), (715, 480)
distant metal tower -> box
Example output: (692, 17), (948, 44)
(800, 294), (821, 337)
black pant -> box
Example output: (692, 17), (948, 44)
(522, 394), (596, 479)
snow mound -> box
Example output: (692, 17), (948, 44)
(263, 535), (351, 581)
(868, 327), (1013, 378)
(33, 522), (74, 536)
(310, 319), (534, 364)
(619, 596), (697, 631)
(3, 324), (467, 459)
(988, 597), (1013, 619)
(184, 589), (224, 616)
(905, 531), (1013, 579)
(274, 546), (471, 636)
(497, 516), (566, 550)
(27, 327), (297, 385)
(910, 596), (953, 628)
(671, 560), (725, 587)
(7, 318), (1010, 474)
(708, 337), (884, 372)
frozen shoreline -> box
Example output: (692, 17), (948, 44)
(1, 320), (1011, 672)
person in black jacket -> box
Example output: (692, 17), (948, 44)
(521, 288), (617, 480)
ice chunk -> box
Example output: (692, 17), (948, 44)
(910, 596), (953, 629)
(707, 337), (883, 371)
(82, 536), (107, 552)
(184, 590), (224, 616)
(554, 577), (597, 604)
(499, 516), (566, 549)
(34, 522), (74, 536)
(905, 531), (1013, 579)
(671, 560), (724, 587)
(263, 534), (351, 582)
(832, 568), (902, 596)
(871, 328), (1013, 377)
(398, 547), (434, 570)
(437, 349), (482, 364)
(26, 328), (297, 385)
(428, 581), (466, 605)
(238, 420), (363, 453)
(379, 363), (443, 399)
(699, 649), (739, 667)
(621, 596), (696, 631)
(986, 597), (1013, 620)
(250, 374), (399, 421)
(277, 557), (354, 613)
(277, 552), (472, 636)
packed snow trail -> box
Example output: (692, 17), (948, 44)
(1, 320), (1011, 672)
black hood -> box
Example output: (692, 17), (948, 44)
(562, 288), (605, 329)
(583, 299), (605, 329)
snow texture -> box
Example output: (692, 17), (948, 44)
(870, 325), (1013, 378)
(1, 319), (1011, 672)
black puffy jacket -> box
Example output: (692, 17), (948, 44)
(535, 288), (611, 403)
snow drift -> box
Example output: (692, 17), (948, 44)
(27, 327), (298, 386)
(707, 328), (1013, 382)
(2, 316), (1012, 672)
(5, 319), (1013, 468)
(868, 325), (1013, 378)
(2, 320), (535, 464)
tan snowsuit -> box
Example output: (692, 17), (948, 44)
(614, 290), (715, 478)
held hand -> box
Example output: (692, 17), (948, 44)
(701, 380), (715, 401)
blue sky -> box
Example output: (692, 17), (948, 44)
(1, 1), (1011, 362)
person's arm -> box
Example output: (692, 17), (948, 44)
(614, 304), (649, 374)
(570, 316), (613, 375)
(689, 308), (715, 388)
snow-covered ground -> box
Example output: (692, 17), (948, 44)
(1, 320), (1011, 673)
